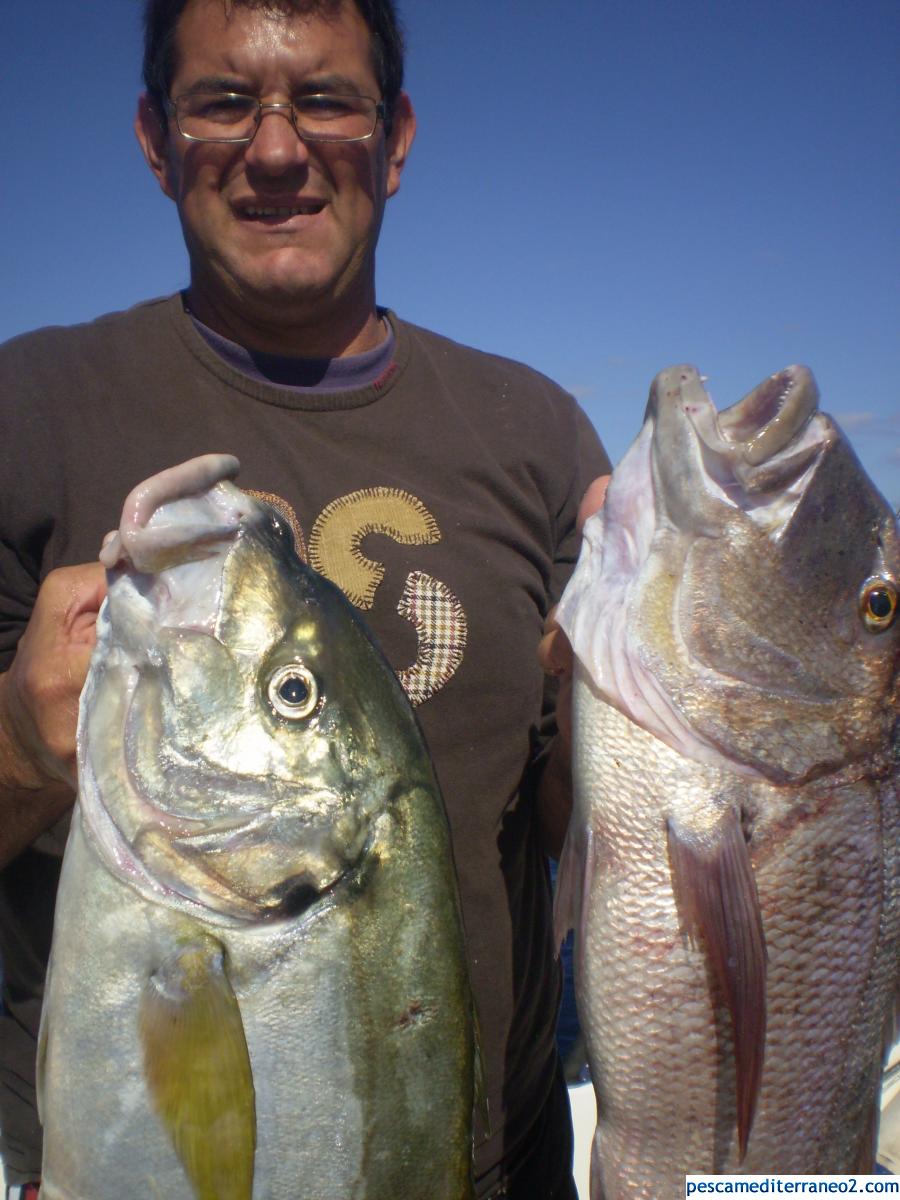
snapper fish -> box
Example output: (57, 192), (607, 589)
(37, 455), (477, 1200)
(555, 366), (900, 1196)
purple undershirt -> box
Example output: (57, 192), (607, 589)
(189, 309), (396, 393)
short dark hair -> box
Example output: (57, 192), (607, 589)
(142, 0), (405, 130)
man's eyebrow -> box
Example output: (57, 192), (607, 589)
(173, 74), (372, 99)
(176, 76), (249, 96)
(293, 74), (369, 97)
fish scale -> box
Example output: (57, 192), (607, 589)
(557, 364), (900, 1197)
(571, 677), (900, 1192)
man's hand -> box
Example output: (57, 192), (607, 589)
(535, 475), (610, 856)
(0, 563), (106, 791)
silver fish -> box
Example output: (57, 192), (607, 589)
(556, 366), (900, 1195)
(38, 455), (476, 1199)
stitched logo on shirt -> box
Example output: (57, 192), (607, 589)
(308, 488), (439, 608)
(248, 487), (467, 705)
(397, 571), (468, 705)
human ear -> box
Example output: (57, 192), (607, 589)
(134, 93), (177, 201)
(385, 92), (416, 198)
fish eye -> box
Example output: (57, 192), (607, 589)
(267, 663), (319, 720)
(859, 577), (898, 633)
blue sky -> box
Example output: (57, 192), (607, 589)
(4, 1), (898, 502)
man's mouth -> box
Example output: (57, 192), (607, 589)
(238, 201), (325, 221)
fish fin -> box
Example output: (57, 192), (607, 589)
(35, 991), (49, 1126)
(879, 1030), (900, 1171)
(553, 825), (595, 955)
(553, 824), (579, 950)
(139, 935), (255, 1200)
(590, 1131), (606, 1200)
(667, 806), (767, 1159)
(878, 1079), (900, 1172)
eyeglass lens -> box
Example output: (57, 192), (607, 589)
(176, 93), (379, 142)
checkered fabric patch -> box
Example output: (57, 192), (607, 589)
(397, 571), (467, 706)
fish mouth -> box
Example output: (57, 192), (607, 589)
(100, 453), (244, 573)
(716, 366), (819, 469)
(648, 364), (832, 530)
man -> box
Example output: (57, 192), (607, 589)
(0, 1), (610, 1194)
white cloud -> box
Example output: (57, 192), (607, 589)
(566, 384), (596, 400)
(833, 411), (876, 429)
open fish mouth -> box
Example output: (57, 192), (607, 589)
(648, 364), (834, 532)
(716, 367), (818, 464)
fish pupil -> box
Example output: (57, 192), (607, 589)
(279, 676), (309, 705)
(869, 589), (893, 619)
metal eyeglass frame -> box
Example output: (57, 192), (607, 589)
(165, 92), (387, 144)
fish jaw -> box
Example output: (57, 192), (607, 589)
(96, 456), (255, 662)
(100, 453), (242, 574)
(648, 364), (825, 536)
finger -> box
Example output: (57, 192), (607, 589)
(539, 624), (573, 677)
(62, 565), (108, 642)
(68, 642), (98, 684)
(577, 474), (611, 532)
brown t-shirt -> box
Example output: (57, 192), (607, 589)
(0, 295), (610, 1186)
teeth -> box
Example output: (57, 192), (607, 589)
(243, 205), (319, 218)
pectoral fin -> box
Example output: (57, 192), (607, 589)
(139, 935), (255, 1200)
(553, 825), (596, 956)
(667, 806), (767, 1158)
(553, 825), (579, 950)
(35, 965), (50, 1125)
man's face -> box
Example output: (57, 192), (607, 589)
(136, 0), (414, 346)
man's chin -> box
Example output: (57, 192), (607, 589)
(215, 266), (335, 318)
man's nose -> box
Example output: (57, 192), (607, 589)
(244, 105), (311, 171)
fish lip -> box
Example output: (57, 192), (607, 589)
(648, 364), (828, 512)
(716, 365), (819, 466)
(100, 454), (243, 572)
(653, 364), (820, 468)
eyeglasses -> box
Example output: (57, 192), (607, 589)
(166, 92), (386, 144)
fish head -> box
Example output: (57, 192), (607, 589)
(81, 456), (428, 924)
(559, 366), (900, 784)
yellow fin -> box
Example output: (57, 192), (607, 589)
(139, 935), (255, 1200)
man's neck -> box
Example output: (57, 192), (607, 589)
(183, 286), (387, 359)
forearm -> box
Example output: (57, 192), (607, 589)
(0, 781), (74, 868)
(0, 670), (75, 867)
